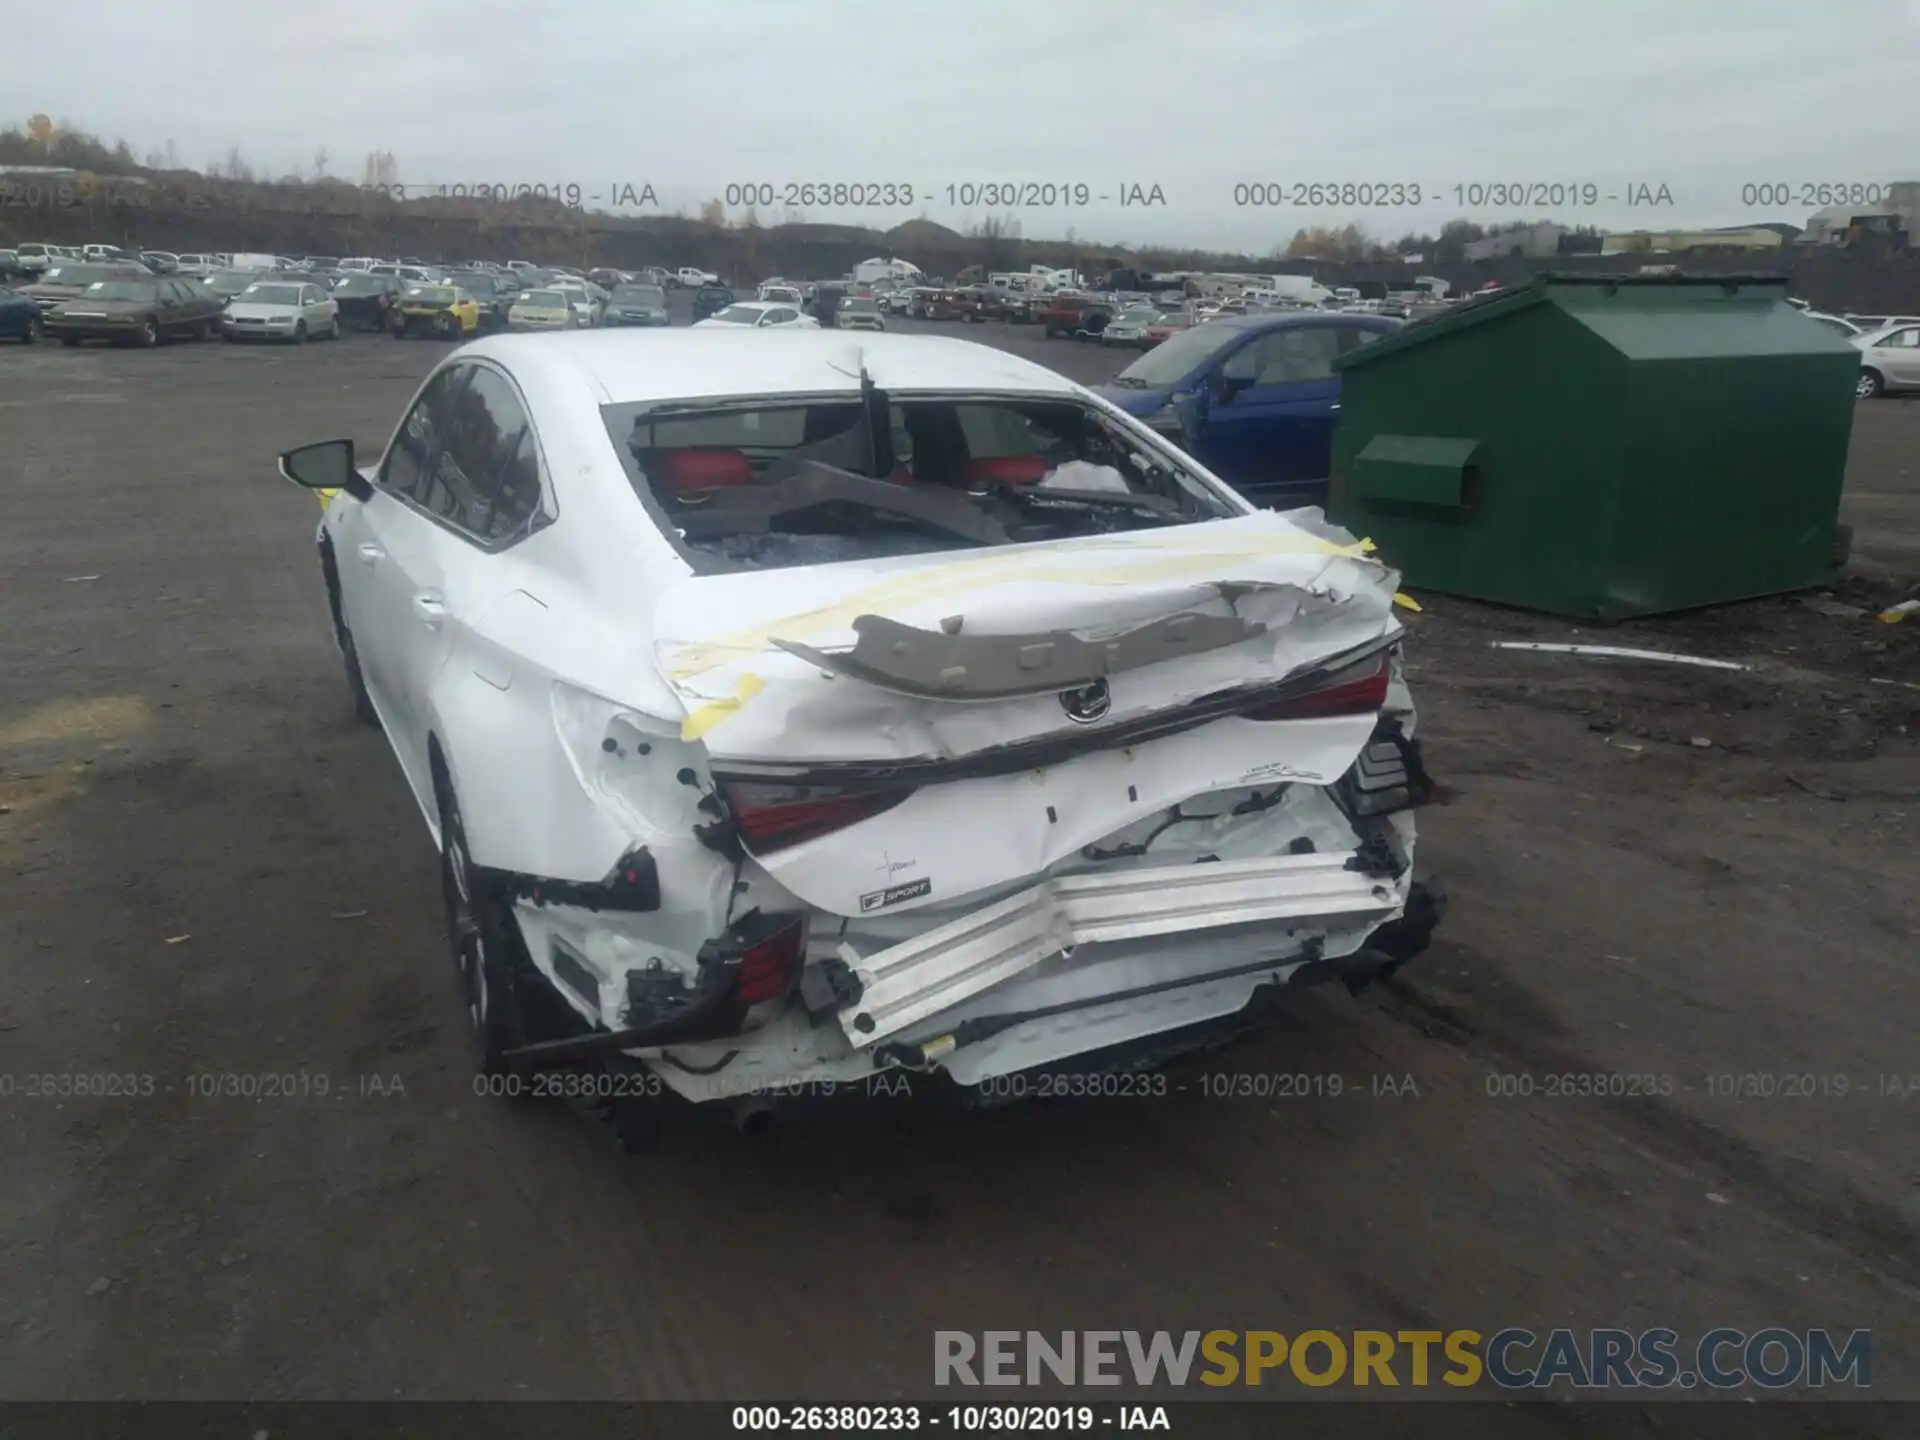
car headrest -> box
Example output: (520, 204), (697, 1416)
(962, 454), (1050, 487)
(652, 447), (754, 492)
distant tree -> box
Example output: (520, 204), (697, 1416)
(313, 147), (329, 178)
(699, 197), (725, 228)
(1432, 219), (1488, 263)
(969, 213), (1013, 271)
(739, 204), (760, 230)
(28, 113), (54, 149)
(1559, 224), (1603, 255)
(1285, 225), (1369, 261)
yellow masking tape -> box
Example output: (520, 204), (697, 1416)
(317, 489), (337, 509)
(666, 531), (1384, 681)
(679, 673), (765, 741)
(1393, 592), (1423, 612)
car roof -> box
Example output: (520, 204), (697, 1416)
(458, 329), (1078, 404)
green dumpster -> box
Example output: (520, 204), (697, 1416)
(1326, 274), (1859, 619)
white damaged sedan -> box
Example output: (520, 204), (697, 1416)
(278, 330), (1443, 1124)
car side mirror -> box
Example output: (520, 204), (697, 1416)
(279, 439), (372, 502)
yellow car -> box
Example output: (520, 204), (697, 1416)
(390, 284), (480, 340)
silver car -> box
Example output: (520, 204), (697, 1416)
(1852, 323), (1920, 398)
(1100, 306), (1161, 348)
(223, 281), (341, 343)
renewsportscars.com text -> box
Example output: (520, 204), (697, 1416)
(934, 1328), (1871, 1390)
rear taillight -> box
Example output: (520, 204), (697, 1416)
(736, 914), (809, 1005)
(722, 782), (916, 852)
(1246, 653), (1391, 721)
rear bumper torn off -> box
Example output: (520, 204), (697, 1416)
(818, 840), (1412, 1050)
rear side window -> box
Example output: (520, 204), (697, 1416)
(1231, 327), (1343, 384)
(380, 369), (466, 503)
(421, 365), (543, 542)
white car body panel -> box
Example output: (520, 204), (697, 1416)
(308, 331), (1432, 1103)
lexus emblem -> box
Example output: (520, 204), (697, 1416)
(1059, 678), (1111, 724)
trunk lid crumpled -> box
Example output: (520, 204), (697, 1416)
(652, 512), (1405, 919)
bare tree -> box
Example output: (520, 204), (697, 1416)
(313, 147), (329, 178)
(699, 197), (725, 228)
(164, 139), (178, 170)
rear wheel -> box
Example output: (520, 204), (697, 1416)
(326, 317), (341, 340)
(435, 775), (527, 1079)
(23, 313), (41, 343)
(192, 319), (213, 341)
(61, 334), (80, 347)
(138, 317), (159, 348)
(1856, 368), (1885, 399)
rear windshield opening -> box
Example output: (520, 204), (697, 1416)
(600, 392), (1238, 573)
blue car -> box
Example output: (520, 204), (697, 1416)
(1094, 311), (1401, 509)
(0, 285), (42, 343)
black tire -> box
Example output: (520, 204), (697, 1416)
(193, 319), (213, 341)
(435, 774), (528, 1079)
(1856, 368), (1885, 399)
(61, 335), (80, 348)
(327, 318), (341, 340)
(138, 317), (159, 348)
(23, 313), (40, 343)
(293, 320), (308, 344)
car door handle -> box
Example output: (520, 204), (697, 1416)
(413, 593), (448, 628)
(1329, 403), (1342, 412)
(357, 542), (384, 564)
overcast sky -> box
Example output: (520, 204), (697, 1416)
(22, 0), (1920, 252)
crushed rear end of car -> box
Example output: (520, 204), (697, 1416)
(498, 503), (1443, 1112)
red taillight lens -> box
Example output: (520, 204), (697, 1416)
(1246, 654), (1391, 721)
(736, 915), (808, 1005)
(722, 782), (916, 853)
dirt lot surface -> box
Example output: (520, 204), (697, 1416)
(0, 312), (1915, 1431)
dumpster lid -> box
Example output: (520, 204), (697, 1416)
(1335, 271), (1796, 371)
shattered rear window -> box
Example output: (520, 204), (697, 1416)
(600, 391), (1240, 574)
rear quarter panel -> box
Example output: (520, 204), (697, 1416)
(414, 353), (699, 882)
